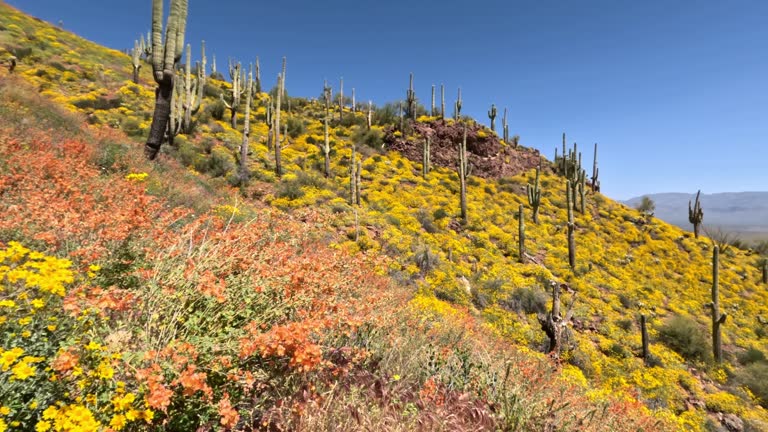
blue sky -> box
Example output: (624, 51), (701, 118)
(8, 0), (768, 199)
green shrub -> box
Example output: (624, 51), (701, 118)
(738, 348), (766, 365)
(203, 82), (223, 98)
(657, 315), (712, 363)
(275, 179), (305, 200)
(205, 146), (236, 177)
(72, 95), (122, 111)
(433, 208), (449, 221)
(92, 139), (130, 174)
(121, 118), (143, 137)
(286, 117), (306, 138)
(501, 286), (548, 316)
(736, 362), (768, 408)
(352, 127), (384, 150)
(208, 99), (226, 121)
(412, 244), (439, 274)
(416, 209), (438, 233)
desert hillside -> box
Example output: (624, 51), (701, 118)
(1, 2), (768, 431)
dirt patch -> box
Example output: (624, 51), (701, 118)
(384, 119), (549, 179)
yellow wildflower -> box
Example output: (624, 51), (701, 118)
(42, 406), (58, 420)
(0, 406), (9, 415)
(142, 409), (154, 422)
(85, 341), (101, 351)
(109, 414), (127, 430)
(35, 421), (51, 432)
(31, 299), (44, 309)
(1, 348), (24, 370)
(97, 361), (114, 380)
(11, 361), (35, 380)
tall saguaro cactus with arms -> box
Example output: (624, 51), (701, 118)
(145, 0), (189, 160)
(689, 190), (704, 238)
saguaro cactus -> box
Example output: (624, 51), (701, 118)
(440, 84), (445, 120)
(538, 281), (576, 358)
(351, 88), (356, 113)
(181, 44), (202, 134)
(366, 101), (372, 131)
(422, 135), (431, 178)
(254, 56), (261, 93)
(199, 40), (207, 79)
(591, 143), (600, 192)
(689, 190), (704, 238)
(131, 39), (142, 83)
(502, 108), (509, 143)
(274, 58), (286, 177)
(709, 246), (727, 363)
(406, 73), (416, 120)
(221, 60), (244, 129)
(457, 126), (469, 223)
(488, 104), (497, 132)
(350, 143), (359, 205)
(527, 157), (542, 223)
(322, 115), (331, 178)
(455, 87), (462, 120)
(518, 203), (526, 263)
(578, 169), (586, 214)
(323, 80), (332, 119)
(431, 85), (436, 116)
(144, 0), (188, 160)
(566, 181), (576, 270)
(167, 76), (183, 147)
(338, 77), (344, 122)
(640, 314), (650, 364)
(239, 68), (253, 184)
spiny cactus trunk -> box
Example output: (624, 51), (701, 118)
(518, 204), (525, 264)
(538, 283), (575, 358)
(640, 314), (649, 364)
(440, 84), (445, 120)
(146, 78), (174, 159)
(458, 126), (469, 223)
(355, 161), (362, 206)
(338, 77), (344, 122)
(689, 190), (704, 238)
(145, 0), (188, 160)
(274, 74), (283, 178)
(350, 143), (357, 205)
(591, 142), (599, 192)
(711, 246), (726, 363)
(422, 135), (430, 178)
(567, 181), (576, 270)
(274, 58), (286, 178)
(763, 261), (767, 284)
(431, 85), (436, 116)
(323, 116), (331, 178)
(239, 70), (253, 185)
(527, 157), (542, 224)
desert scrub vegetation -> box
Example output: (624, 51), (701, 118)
(0, 64), (667, 431)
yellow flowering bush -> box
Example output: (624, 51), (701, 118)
(0, 243), (151, 430)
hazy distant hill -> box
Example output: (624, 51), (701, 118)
(624, 192), (768, 239)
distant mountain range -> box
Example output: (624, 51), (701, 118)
(623, 192), (768, 240)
